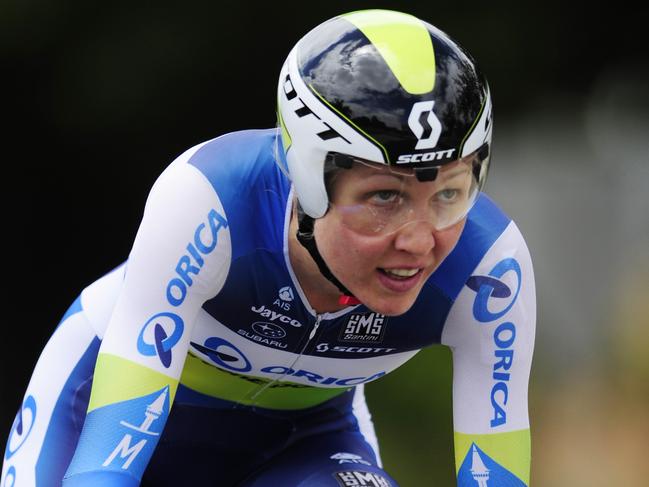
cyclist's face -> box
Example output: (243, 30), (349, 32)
(314, 164), (467, 316)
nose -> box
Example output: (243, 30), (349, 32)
(393, 220), (435, 255)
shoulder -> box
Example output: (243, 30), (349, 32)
(149, 128), (282, 195)
(150, 128), (290, 255)
(183, 128), (283, 187)
(178, 128), (290, 213)
(148, 127), (289, 217)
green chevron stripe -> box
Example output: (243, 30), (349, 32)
(88, 353), (178, 412)
(277, 104), (291, 150)
(180, 353), (348, 409)
(343, 9), (435, 94)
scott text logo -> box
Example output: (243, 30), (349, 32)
(283, 74), (350, 143)
(316, 343), (395, 354)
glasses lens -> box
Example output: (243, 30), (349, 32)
(328, 153), (483, 235)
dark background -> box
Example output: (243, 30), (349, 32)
(3, 1), (648, 484)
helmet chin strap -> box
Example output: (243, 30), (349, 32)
(296, 209), (361, 306)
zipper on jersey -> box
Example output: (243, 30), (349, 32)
(246, 314), (323, 406)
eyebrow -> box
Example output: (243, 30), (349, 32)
(363, 170), (407, 182)
(438, 167), (470, 182)
(359, 165), (470, 183)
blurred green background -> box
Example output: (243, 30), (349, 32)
(2, 1), (648, 485)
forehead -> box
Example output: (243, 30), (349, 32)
(329, 157), (473, 186)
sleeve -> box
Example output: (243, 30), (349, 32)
(441, 221), (536, 486)
(62, 145), (233, 486)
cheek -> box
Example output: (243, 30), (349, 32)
(434, 221), (465, 259)
(316, 219), (384, 269)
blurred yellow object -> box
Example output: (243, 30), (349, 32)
(611, 251), (649, 397)
(531, 250), (649, 486)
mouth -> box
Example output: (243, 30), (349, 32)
(376, 267), (423, 292)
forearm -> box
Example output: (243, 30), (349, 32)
(441, 222), (536, 486)
(63, 353), (179, 484)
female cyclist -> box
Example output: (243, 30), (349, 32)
(2, 9), (535, 486)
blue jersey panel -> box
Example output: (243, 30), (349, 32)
(201, 249), (317, 353)
(187, 129), (291, 260)
(37, 336), (100, 484)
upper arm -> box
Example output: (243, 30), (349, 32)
(98, 152), (232, 380)
(441, 221), (536, 486)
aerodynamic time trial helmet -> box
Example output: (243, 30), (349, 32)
(277, 9), (493, 228)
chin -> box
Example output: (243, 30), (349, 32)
(360, 294), (418, 317)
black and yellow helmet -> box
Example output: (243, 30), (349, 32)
(277, 9), (492, 219)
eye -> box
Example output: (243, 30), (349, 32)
(368, 190), (400, 206)
(435, 188), (460, 203)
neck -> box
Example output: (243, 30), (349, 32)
(287, 205), (347, 313)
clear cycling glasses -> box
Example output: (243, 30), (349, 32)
(325, 147), (488, 236)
